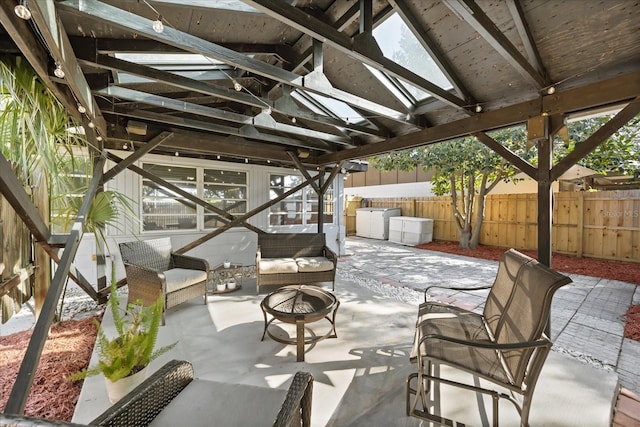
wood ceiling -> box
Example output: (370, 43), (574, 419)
(1, 0), (639, 170)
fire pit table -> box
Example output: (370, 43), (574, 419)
(260, 285), (339, 362)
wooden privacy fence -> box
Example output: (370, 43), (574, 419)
(345, 190), (640, 263)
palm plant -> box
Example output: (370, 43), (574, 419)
(67, 278), (176, 382)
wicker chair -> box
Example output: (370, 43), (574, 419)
(118, 238), (209, 325)
(407, 249), (572, 426)
(0, 360), (314, 427)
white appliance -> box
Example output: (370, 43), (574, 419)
(355, 208), (401, 240)
(388, 216), (434, 246)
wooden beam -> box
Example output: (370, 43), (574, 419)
(245, 0), (469, 110)
(0, 2), (79, 122)
(319, 71), (640, 164)
(551, 98), (640, 181)
(0, 154), (51, 243)
(473, 132), (537, 178)
(59, 0), (414, 125)
(287, 151), (321, 194)
(175, 174), (322, 254)
(443, 0), (547, 88)
(102, 109), (330, 153)
(102, 131), (174, 182)
(27, 0), (105, 133)
(5, 155), (105, 414)
(0, 266), (34, 298)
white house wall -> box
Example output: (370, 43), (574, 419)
(72, 151), (346, 284)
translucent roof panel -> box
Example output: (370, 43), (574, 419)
(113, 53), (235, 84)
(372, 13), (453, 102)
(291, 90), (365, 125)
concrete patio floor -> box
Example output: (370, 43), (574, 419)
(69, 237), (638, 426)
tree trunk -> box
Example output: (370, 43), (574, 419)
(459, 224), (472, 249)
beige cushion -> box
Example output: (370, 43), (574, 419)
(259, 258), (299, 274)
(163, 268), (207, 293)
(295, 257), (334, 272)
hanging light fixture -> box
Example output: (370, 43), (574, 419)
(475, 104), (483, 113)
(87, 121), (95, 128)
(14, 1), (31, 20)
(77, 103), (86, 114)
(53, 62), (65, 78)
(152, 15), (164, 33)
(546, 86), (556, 95)
(233, 80), (242, 92)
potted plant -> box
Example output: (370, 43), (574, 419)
(214, 275), (227, 292)
(68, 279), (176, 403)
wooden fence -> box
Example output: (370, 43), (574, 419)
(345, 190), (640, 263)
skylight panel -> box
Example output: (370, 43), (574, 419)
(372, 13), (453, 101)
(292, 90), (365, 124)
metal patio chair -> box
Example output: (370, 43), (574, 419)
(407, 249), (572, 426)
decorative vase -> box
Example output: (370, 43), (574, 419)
(227, 279), (236, 290)
(216, 283), (226, 292)
(104, 365), (149, 403)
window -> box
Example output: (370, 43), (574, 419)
(203, 169), (247, 228)
(142, 164), (197, 231)
(269, 174), (334, 226)
(141, 163), (247, 231)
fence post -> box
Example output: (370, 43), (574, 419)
(576, 192), (584, 258)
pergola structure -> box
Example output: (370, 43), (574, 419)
(1, 0), (639, 415)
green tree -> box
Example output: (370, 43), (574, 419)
(562, 114), (640, 177)
(370, 127), (528, 249)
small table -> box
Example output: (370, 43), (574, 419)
(260, 285), (339, 362)
(210, 263), (244, 294)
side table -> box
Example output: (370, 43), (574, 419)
(210, 263), (244, 294)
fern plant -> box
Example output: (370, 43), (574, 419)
(68, 279), (176, 382)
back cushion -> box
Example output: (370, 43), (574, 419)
(119, 238), (173, 272)
(259, 233), (326, 258)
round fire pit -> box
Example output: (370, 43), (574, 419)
(260, 285), (339, 362)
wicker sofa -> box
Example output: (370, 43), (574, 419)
(0, 360), (314, 427)
(256, 233), (337, 295)
(118, 238), (209, 325)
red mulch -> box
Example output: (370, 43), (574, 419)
(625, 305), (640, 341)
(0, 316), (99, 422)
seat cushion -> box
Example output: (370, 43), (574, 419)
(164, 268), (207, 293)
(295, 257), (334, 272)
(259, 258), (299, 274)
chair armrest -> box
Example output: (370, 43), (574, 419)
(90, 360), (194, 427)
(123, 263), (166, 306)
(323, 246), (338, 266)
(256, 246), (262, 273)
(424, 283), (492, 302)
(172, 253), (209, 272)
(419, 334), (551, 351)
(272, 371), (314, 427)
